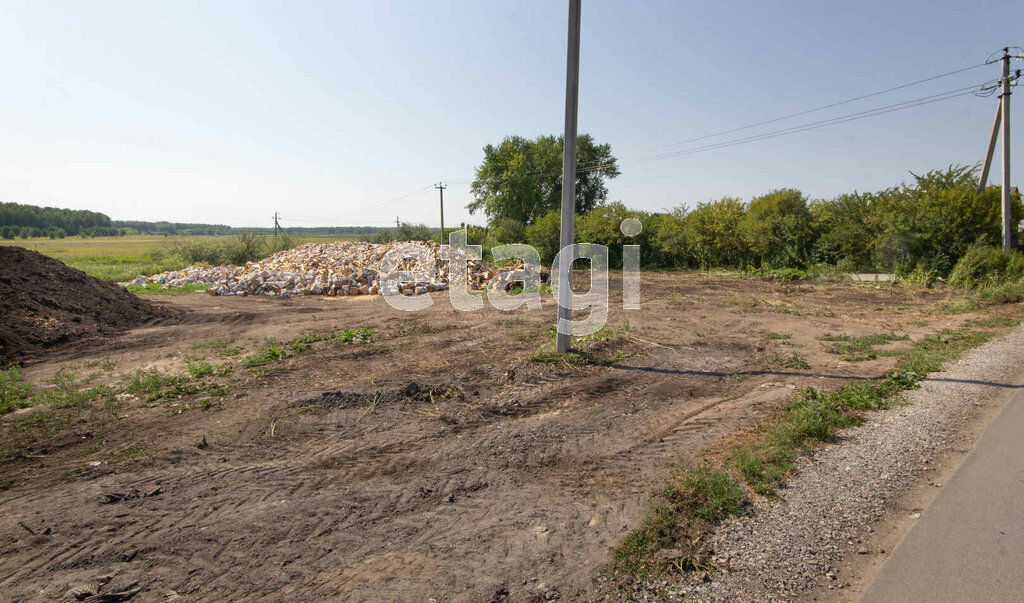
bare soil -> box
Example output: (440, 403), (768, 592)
(0, 273), (966, 601)
(0, 246), (174, 367)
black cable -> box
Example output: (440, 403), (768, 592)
(647, 63), (987, 152)
(642, 88), (978, 162)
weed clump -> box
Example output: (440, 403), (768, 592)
(242, 347), (286, 368)
(818, 332), (909, 361)
(0, 367), (34, 415)
(334, 327), (373, 343)
(531, 323), (630, 366)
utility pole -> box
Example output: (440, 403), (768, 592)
(978, 99), (1002, 194)
(977, 48), (1018, 249)
(396, 216), (400, 230)
(556, 0), (581, 354)
(435, 182), (447, 244)
(1001, 48), (1013, 250)
(273, 211), (281, 238)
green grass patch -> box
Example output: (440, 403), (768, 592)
(764, 331), (792, 340)
(125, 282), (209, 296)
(287, 332), (322, 353)
(123, 369), (183, 400)
(964, 314), (1021, 328)
(530, 323), (630, 366)
(63, 252), (185, 282)
(334, 327), (373, 343)
(614, 463), (745, 575)
(28, 369), (113, 410)
(186, 361), (214, 379)
(0, 367), (34, 415)
(506, 283), (554, 296)
(818, 332), (909, 361)
(678, 463), (748, 521)
(896, 328), (996, 374)
(241, 347), (287, 368)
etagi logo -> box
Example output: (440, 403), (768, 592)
(378, 218), (643, 338)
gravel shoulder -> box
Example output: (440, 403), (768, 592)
(638, 323), (1024, 602)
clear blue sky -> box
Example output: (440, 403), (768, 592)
(0, 0), (1020, 228)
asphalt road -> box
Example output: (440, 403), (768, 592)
(861, 385), (1024, 602)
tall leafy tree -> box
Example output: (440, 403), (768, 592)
(468, 134), (619, 227)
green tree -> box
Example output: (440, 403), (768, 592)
(870, 165), (1021, 274)
(654, 208), (691, 267)
(740, 188), (814, 268)
(468, 133), (619, 226)
(681, 197), (749, 269)
(524, 209), (562, 264)
(810, 192), (876, 270)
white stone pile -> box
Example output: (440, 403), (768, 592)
(125, 241), (498, 298)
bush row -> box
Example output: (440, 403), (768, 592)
(472, 165), (1021, 276)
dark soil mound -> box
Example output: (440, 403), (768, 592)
(0, 246), (171, 366)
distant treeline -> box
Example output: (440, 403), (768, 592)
(0, 202), (124, 239)
(112, 220), (234, 236)
(0, 201), (385, 239)
(234, 226), (382, 236)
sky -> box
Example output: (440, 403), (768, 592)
(0, 0), (1021, 229)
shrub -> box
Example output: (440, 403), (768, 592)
(870, 167), (1021, 274)
(740, 188), (814, 268)
(948, 245), (1024, 290)
(810, 192), (876, 269)
(524, 209), (561, 264)
(576, 202), (659, 268)
(486, 217), (526, 249)
(680, 196), (749, 269)
(370, 222), (435, 244)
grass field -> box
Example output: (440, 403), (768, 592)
(0, 234), (361, 282)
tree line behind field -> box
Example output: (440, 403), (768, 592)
(0, 202), (381, 239)
(0, 202), (123, 239)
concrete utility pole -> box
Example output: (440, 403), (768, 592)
(977, 99), (1002, 194)
(435, 182), (447, 244)
(556, 0), (582, 354)
(1001, 49), (1013, 250)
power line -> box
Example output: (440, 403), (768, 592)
(641, 85), (982, 163)
(647, 62), (988, 152)
(281, 54), (1011, 223)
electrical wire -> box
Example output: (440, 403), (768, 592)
(279, 53), (1013, 223)
(647, 62), (987, 152)
(641, 87), (980, 162)
(985, 47), (1024, 64)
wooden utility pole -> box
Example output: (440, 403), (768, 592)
(435, 182), (447, 244)
(556, 0), (582, 354)
(1001, 48), (1013, 250)
(273, 211), (281, 238)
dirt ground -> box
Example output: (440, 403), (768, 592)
(0, 246), (172, 366)
(0, 273), (967, 601)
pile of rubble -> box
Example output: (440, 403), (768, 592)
(125, 241), (532, 298)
